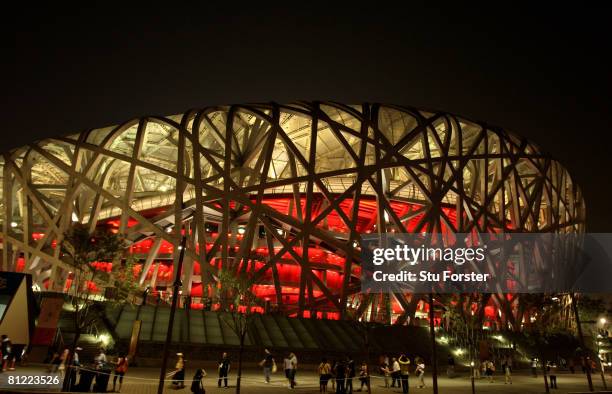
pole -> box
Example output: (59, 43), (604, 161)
(570, 292), (594, 392)
(597, 334), (608, 389)
(471, 362), (476, 394)
(600, 360), (608, 390)
(429, 292), (439, 394)
(157, 235), (187, 394)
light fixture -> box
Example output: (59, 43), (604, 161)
(159, 185), (169, 192)
(10, 221), (18, 228)
(237, 227), (246, 235)
(165, 227), (173, 233)
(99, 334), (110, 346)
(600, 317), (607, 325)
(276, 228), (284, 236)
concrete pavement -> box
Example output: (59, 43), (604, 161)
(0, 364), (610, 394)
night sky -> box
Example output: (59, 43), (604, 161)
(2, 4), (610, 231)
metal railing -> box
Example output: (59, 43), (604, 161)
(53, 327), (65, 351)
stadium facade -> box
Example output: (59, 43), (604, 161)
(0, 102), (585, 325)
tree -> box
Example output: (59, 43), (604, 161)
(572, 293), (612, 391)
(521, 294), (571, 394)
(60, 223), (125, 390)
(217, 269), (259, 394)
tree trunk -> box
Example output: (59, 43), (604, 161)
(428, 293), (439, 394)
(363, 325), (371, 394)
(236, 332), (245, 394)
(570, 293), (594, 392)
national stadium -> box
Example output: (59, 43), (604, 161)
(0, 102), (589, 363)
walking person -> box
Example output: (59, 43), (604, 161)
(346, 356), (355, 394)
(502, 357), (512, 384)
(260, 349), (274, 384)
(531, 358), (538, 377)
(57, 348), (69, 379)
(485, 359), (495, 383)
(548, 362), (558, 389)
(73, 347), (82, 368)
(357, 361), (369, 392)
(217, 352), (230, 388)
(95, 348), (107, 369)
(446, 355), (455, 378)
(284, 356), (293, 388)
(1, 335), (15, 371)
(391, 357), (400, 388)
(398, 354), (410, 394)
(112, 354), (128, 392)
(318, 357), (332, 393)
(65, 347), (81, 391)
(93, 349), (111, 393)
(172, 353), (186, 389)
(473, 360), (481, 379)
(379, 359), (390, 388)
(190, 368), (207, 394)
(334, 359), (346, 394)
(415, 357), (426, 388)
(288, 352), (298, 388)
(330, 360), (337, 392)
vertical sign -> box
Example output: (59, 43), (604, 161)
(128, 320), (142, 358)
(31, 297), (64, 345)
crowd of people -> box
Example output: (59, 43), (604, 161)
(13, 341), (607, 393)
(378, 354), (425, 393)
(207, 350), (421, 393)
(45, 346), (130, 392)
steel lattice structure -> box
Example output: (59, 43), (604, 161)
(0, 102), (585, 322)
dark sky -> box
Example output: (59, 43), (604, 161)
(3, 4), (611, 231)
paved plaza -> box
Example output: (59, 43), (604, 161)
(0, 365), (611, 394)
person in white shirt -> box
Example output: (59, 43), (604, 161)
(288, 352), (298, 388)
(415, 358), (426, 388)
(391, 357), (401, 388)
(73, 347), (82, 367)
(94, 348), (107, 369)
(283, 357), (292, 387)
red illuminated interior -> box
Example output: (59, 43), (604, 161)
(24, 195), (509, 321)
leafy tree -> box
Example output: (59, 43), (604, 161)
(217, 269), (259, 394)
(521, 294), (568, 394)
(60, 223), (125, 389)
